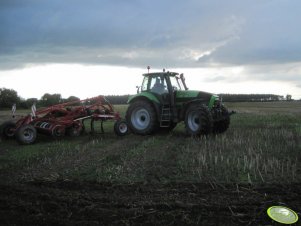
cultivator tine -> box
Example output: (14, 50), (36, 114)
(31, 103), (37, 118)
(90, 118), (105, 134)
(101, 121), (104, 133)
(11, 103), (16, 118)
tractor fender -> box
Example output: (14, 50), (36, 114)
(180, 99), (208, 119)
(128, 92), (160, 104)
(183, 95), (218, 111)
(128, 96), (161, 120)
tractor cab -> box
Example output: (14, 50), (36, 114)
(138, 72), (188, 107)
(140, 72), (187, 94)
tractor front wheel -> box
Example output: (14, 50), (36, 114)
(213, 105), (230, 134)
(16, 124), (37, 145)
(185, 104), (213, 136)
(126, 101), (158, 135)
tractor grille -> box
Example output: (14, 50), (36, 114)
(214, 99), (221, 108)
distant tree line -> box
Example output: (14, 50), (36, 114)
(0, 87), (131, 109)
(0, 88), (82, 109)
(105, 95), (130, 105)
(218, 94), (287, 102)
(0, 87), (298, 110)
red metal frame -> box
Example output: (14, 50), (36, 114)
(14, 95), (121, 137)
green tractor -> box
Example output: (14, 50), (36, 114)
(126, 70), (231, 136)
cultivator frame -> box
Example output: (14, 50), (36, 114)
(0, 96), (128, 144)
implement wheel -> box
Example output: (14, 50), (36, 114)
(52, 125), (65, 137)
(185, 104), (213, 136)
(114, 120), (129, 136)
(67, 122), (84, 137)
(0, 121), (16, 139)
(16, 124), (37, 145)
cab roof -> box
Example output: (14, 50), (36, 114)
(142, 72), (179, 77)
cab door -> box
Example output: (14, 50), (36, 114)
(148, 75), (170, 104)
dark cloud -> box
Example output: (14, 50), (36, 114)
(1, 0), (301, 70)
(198, 0), (301, 65)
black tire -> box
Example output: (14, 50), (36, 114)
(0, 121), (16, 139)
(126, 100), (158, 135)
(66, 122), (84, 137)
(16, 124), (37, 145)
(185, 104), (213, 136)
(52, 125), (65, 137)
(213, 105), (230, 134)
(114, 119), (129, 136)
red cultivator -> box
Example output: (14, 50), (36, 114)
(0, 96), (128, 144)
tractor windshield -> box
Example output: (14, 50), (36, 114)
(141, 75), (168, 94)
(141, 76), (149, 92)
(170, 75), (185, 91)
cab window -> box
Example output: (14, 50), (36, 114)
(141, 76), (149, 91)
(170, 76), (183, 91)
(150, 76), (168, 94)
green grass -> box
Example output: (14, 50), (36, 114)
(0, 102), (300, 185)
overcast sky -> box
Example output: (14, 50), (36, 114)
(1, 0), (301, 99)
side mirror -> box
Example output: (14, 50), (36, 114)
(180, 73), (188, 90)
(136, 86), (141, 94)
(180, 73), (185, 80)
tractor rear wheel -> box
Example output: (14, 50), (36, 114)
(185, 104), (213, 136)
(126, 100), (158, 135)
(0, 121), (16, 139)
(16, 124), (37, 145)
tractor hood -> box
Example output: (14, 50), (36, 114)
(176, 90), (216, 99)
(176, 90), (219, 109)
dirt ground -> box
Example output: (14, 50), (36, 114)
(0, 181), (300, 226)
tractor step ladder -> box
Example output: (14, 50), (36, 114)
(160, 105), (171, 127)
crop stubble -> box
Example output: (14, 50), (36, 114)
(0, 102), (300, 225)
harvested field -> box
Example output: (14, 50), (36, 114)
(1, 181), (300, 226)
(1, 102), (301, 225)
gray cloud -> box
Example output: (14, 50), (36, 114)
(244, 63), (301, 88)
(1, 0), (301, 72)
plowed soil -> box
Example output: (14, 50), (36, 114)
(1, 181), (300, 226)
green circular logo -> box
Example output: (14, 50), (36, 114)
(267, 206), (298, 224)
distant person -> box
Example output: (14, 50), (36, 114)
(152, 78), (165, 94)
